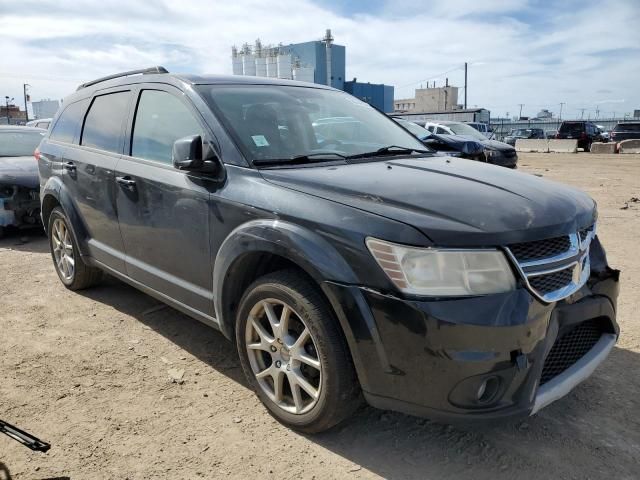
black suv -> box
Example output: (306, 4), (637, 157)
(37, 68), (620, 433)
(610, 122), (640, 142)
(556, 121), (605, 151)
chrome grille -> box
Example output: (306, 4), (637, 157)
(505, 224), (595, 302)
(509, 236), (571, 263)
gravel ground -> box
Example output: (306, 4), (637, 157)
(1, 153), (639, 479)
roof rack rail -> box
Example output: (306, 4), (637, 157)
(76, 66), (169, 90)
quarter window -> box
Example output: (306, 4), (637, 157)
(81, 91), (130, 153)
(131, 90), (203, 164)
(50, 100), (88, 144)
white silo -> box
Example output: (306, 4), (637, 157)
(266, 49), (278, 78)
(254, 39), (267, 77)
(231, 46), (243, 76)
(242, 52), (256, 76)
(277, 53), (292, 79)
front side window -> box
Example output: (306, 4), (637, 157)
(0, 130), (45, 157)
(50, 100), (88, 144)
(198, 85), (425, 164)
(81, 91), (130, 153)
(131, 90), (203, 164)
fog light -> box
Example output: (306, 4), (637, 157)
(477, 376), (500, 403)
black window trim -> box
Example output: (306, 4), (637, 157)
(78, 88), (133, 156)
(48, 98), (90, 146)
(123, 84), (216, 169)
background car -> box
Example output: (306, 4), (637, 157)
(466, 122), (494, 138)
(26, 118), (52, 130)
(0, 126), (46, 237)
(420, 120), (518, 168)
(610, 122), (640, 142)
(503, 128), (546, 146)
(555, 121), (604, 151)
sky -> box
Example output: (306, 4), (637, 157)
(1, 0), (639, 120)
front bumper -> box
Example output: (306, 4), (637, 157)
(322, 244), (619, 422)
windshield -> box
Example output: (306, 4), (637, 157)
(395, 119), (432, 140)
(198, 85), (426, 164)
(446, 123), (487, 141)
(0, 130), (44, 157)
(513, 129), (533, 136)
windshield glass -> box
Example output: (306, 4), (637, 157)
(513, 129), (533, 136)
(446, 123), (487, 141)
(198, 85), (426, 164)
(395, 119), (432, 139)
(0, 130), (44, 157)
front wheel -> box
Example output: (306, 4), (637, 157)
(235, 269), (361, 433)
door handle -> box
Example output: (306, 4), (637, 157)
(63, 161), (76, 172)
(116, 176), (137, 189)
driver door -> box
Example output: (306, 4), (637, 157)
(115, 86), (215, 316)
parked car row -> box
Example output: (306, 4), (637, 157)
(395, 118), (518, 168)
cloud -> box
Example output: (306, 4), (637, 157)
(1, 0), (638, 119)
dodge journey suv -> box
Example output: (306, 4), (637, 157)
(38, 67), (620, 433)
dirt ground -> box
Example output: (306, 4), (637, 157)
(1, 153), (639, 480)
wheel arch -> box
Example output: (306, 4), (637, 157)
(213, 220), (359, 340)
(40, 176), (90, 255)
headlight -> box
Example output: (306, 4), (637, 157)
(484, 148), (501, 159)
(366, 238), (516, 296)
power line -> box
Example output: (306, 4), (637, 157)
(398, 65), (463, 88)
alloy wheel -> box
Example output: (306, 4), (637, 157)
(245, 298), (322, 414)
(51, 218), (75, 281)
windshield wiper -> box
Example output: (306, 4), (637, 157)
(253, 152), (347, 167)
(346, 145), (432, 160)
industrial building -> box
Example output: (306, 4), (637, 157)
(32, 99), (60, 119)
(393, 108), (491, 125)
(231, 30), (394, 112)
(394, 82), (460, 113)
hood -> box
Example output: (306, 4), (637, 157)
(0, 156), (39, 189)
(261, 156), (596, 246)
(482, 139), (516, 151)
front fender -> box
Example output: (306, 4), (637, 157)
(213, 219), (360, 337)
(41, 176), (90, 256)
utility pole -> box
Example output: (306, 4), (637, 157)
(518, 104), (524, 120)
(23, 84), (30, 122)
(464, 62), (468, 109)
(5, 96), (12, 124)
(580, 108), (585, 119)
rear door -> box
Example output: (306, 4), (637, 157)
(115, 86), (215, 315)
(63, 89), (132, 271)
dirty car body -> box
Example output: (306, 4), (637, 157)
(0, 126), (45, 234)
(37, 71), (619, 428)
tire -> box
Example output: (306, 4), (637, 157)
(235, 269), (361, 433)
(48, 206), (102, 290)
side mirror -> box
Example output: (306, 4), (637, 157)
(172, 135), (221, 176)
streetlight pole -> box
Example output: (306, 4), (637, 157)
(5, 96), (12, 124)
(23, 84), (31, 122)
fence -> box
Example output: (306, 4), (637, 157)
(489, 118), (631, 142)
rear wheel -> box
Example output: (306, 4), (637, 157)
(236, 269), (361, 433)
(48, 207), (102, 290)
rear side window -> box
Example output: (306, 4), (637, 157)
(615, 123), (640, 132)
(50, 100), (87, 144)
(81, 91), (131, 153)
(131, 90), (203, 164)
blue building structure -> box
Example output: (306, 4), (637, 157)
(231, 30), (394, 112)
(279, 41), (346, 90)
(343, 80), (394, 113)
